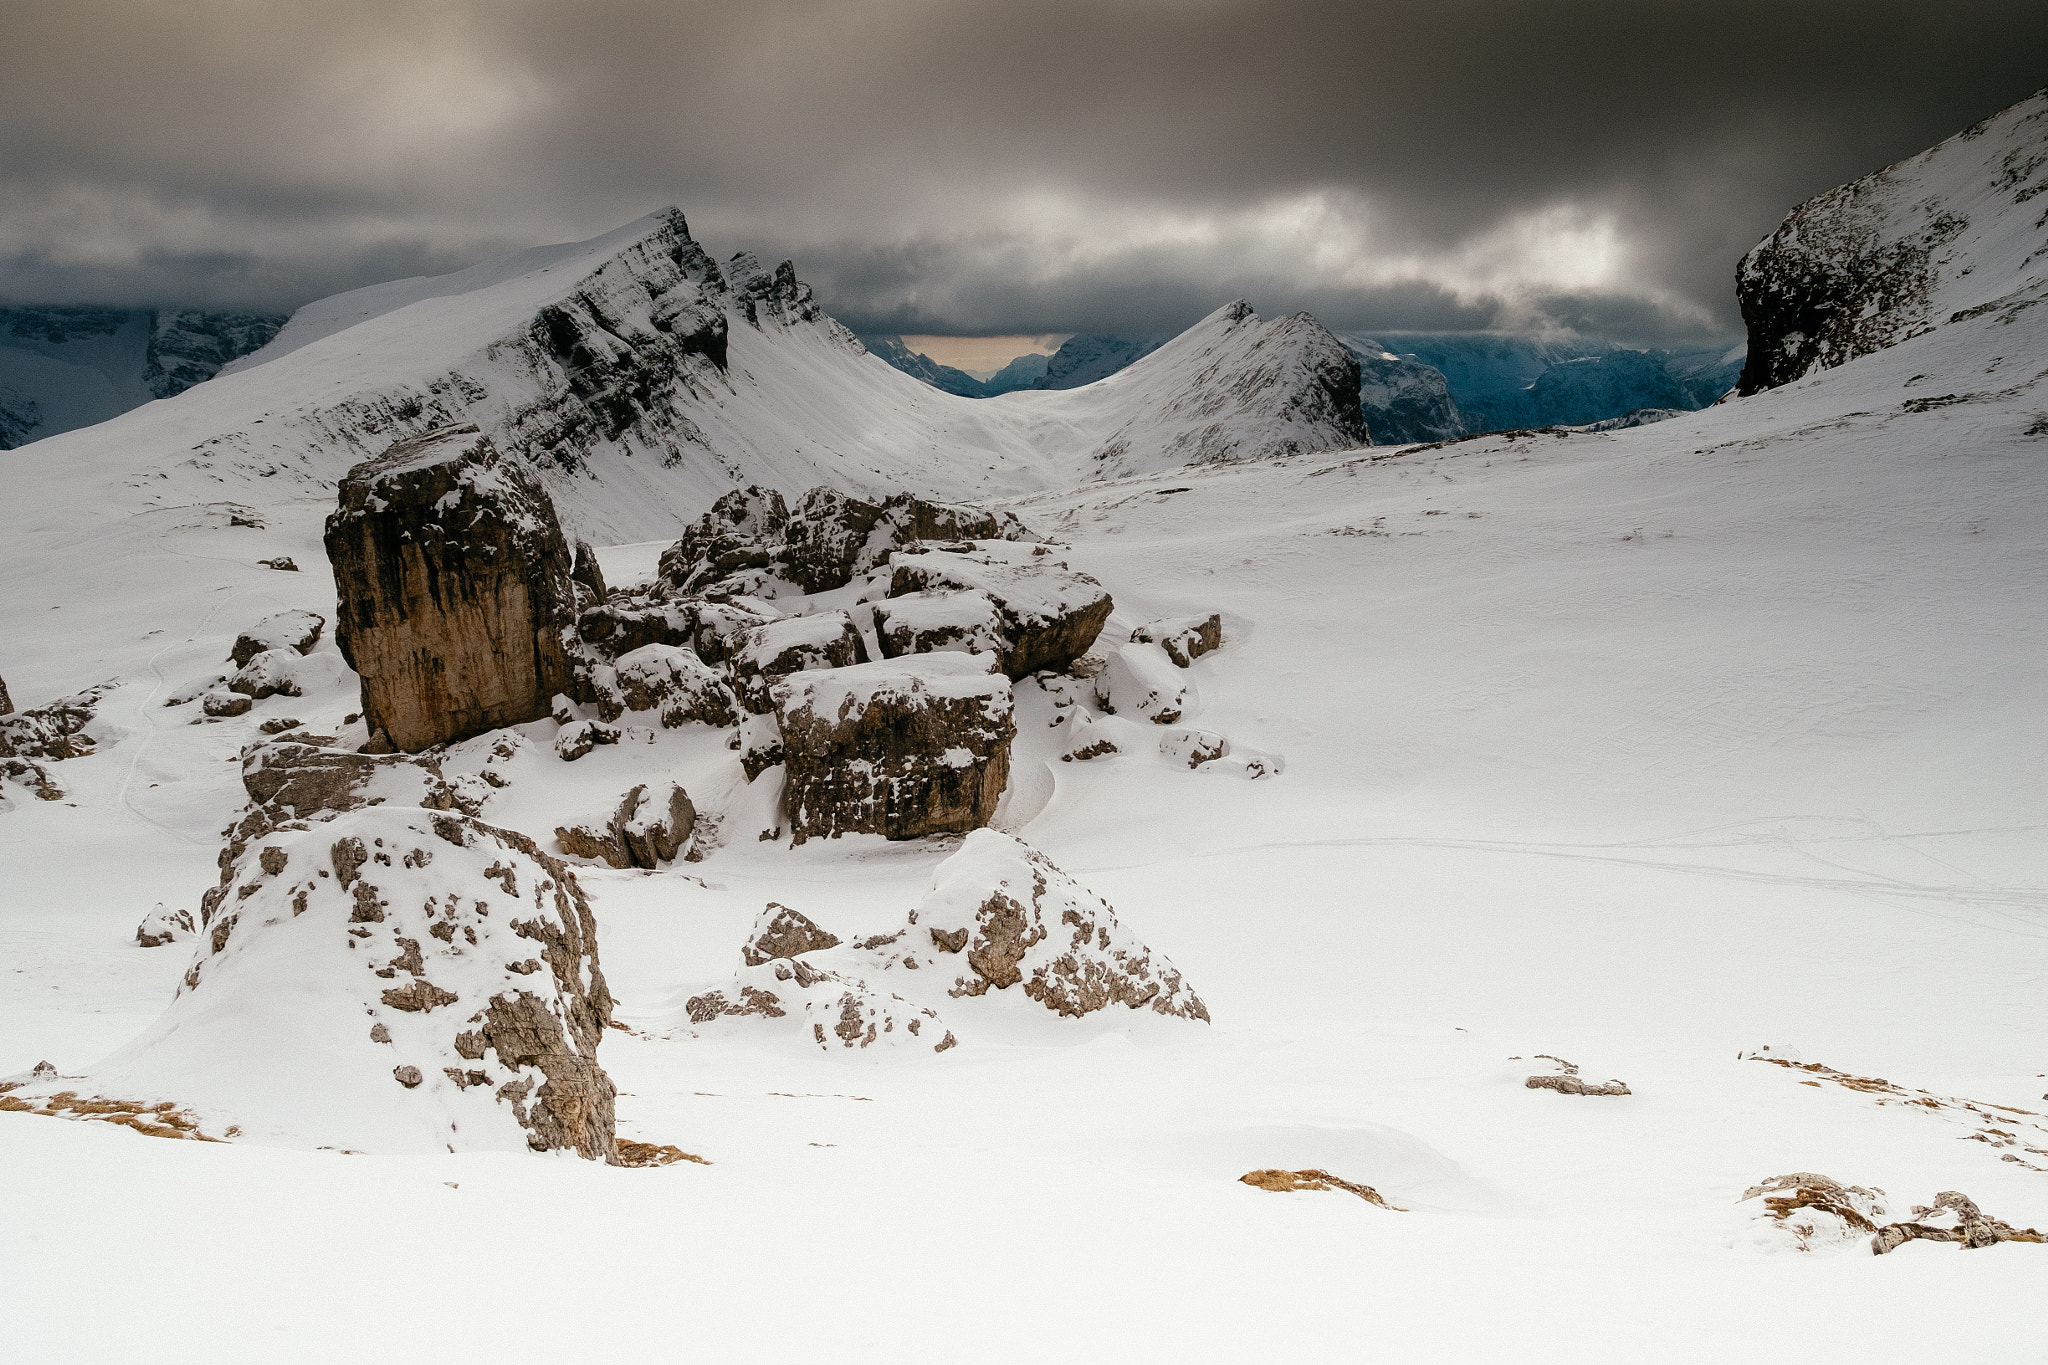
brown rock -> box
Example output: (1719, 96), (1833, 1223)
(730, 612), (867, 714)
(230, 610), (326, 669)
(774, 654), (1014, 845)
(571, 539), (608, 602)
(741, 902), (842, 965)
(1240, 1169), (1398, 1207)
(324, 425), (577, 752)
(0, 673), (11, 715)
(914, 830), (1209, 1021)
(1131, 613), (1223, 668)
(887, 546), (1112, 679)
(1524, 1056), (1630, 1096)
(556, 783), (696, 869)
(1870, 1190), (2046, 1254)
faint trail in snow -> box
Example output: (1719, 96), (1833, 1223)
(114, 520), (295, 846)
(1074, 831), (2048, 937)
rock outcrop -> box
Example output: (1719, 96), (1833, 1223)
(740, 902), (842, 965)
(230, 610), (326, 669)
(555, 783), (696, 869)
(886, 545), (1112, 678)
(902, 830), (1209, 1021)
(1, 672), (13, 715)
(1352, 345), (1464, 445)
(0, 680), (114, 763)
(656, 483), (1033, 598)
(324, 426), (577, 752)
(774, 654), (1014, 845)
(134, 904), (194, 947)
(4, 806), (620, 1158)
(685, 955), (957, 1054)
(730, 612), (868, 712)
(1523, 1055), (1630, 1096)
(1869, 1190), (2044, 1253)
(1737, 89), (2048, 394)
(1131, 614), (1222, 668)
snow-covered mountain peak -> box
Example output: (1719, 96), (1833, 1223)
(1738, 87), (2048, 392)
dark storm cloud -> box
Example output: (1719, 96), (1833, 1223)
(2, 1), (2042, 340)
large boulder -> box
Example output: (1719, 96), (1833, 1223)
(324, 425), (577, 752)
(609, 644), (740, 728)
(555, 783), (696, 869)
(6, 807), (619, 1158)
(730, 612), (868, 713)
(229, 609), (326, 669)
(910, 830), (1210, 1021)
(886, 546), (1112, 679)
(773, 653), (1014, 845)
(873, 590), (1006, 664)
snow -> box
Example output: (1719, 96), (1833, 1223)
(4, 159), (2048, 1360)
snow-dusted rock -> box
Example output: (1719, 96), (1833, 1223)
(740, 902), (842, 966)
(779, 487), (1031, 593)
(10, 807), (620, 1158)
(1131, 613), (1222, 668)
(554, 718), (619, 762)
(0, 671), (10, 715)
(611, 643), (740, 728)
(773, 653), (1014, 845)
(325, 425), (577, 752)
(731, 611), (868, 713)
(555, 782), (696, 869)
(887, 545), (1113, 679)
(227, 648), (307, 700)
(657, 486), (789, 593)
(239, 738), (453, 824)
(1870, 1190), (2045, 1254)
(0, 680), (113, 762)
(1738, 89), (2048, 394)
(135, 904), (194, 948)
(1159, 728), (1227, 768)
(908, 830), (1209, 1021)
(1095, 642), (1190, 724)
(686, 956), (956, 1054)
(229, 610), (326, 669)
(873, 589), (1007, 663)
(1738, 1174), (1890, 1254)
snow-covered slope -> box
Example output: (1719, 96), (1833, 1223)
(4, 111), (2047, 1364)
(1738, 87), (2048, 393)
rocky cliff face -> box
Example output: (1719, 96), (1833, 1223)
(325, 426), (577, 751)
(0, 306), (282, 448)
(1737, 88), (2048, 395)
(1350, 345), (1464, 444)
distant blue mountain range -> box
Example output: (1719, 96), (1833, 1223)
(856, 328), (1747, 443)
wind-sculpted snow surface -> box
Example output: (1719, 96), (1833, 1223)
(1738, 88), (2048, 393)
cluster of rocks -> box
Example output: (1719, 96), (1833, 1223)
(687, 830), (1209, 1051)
(1523, 1055), (1632, 1096)
(557, 481), (1117, 845)
(0, 678), (117, 802)
(1741, 1172), (2043, 1255)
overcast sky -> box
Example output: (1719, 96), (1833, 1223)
(4, 1), (2042, 342)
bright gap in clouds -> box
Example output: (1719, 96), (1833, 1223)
(897, 334), (1072, 377)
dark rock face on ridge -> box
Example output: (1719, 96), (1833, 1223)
(1736, 88), (2048, 395)
(325, 425), (577, 752)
